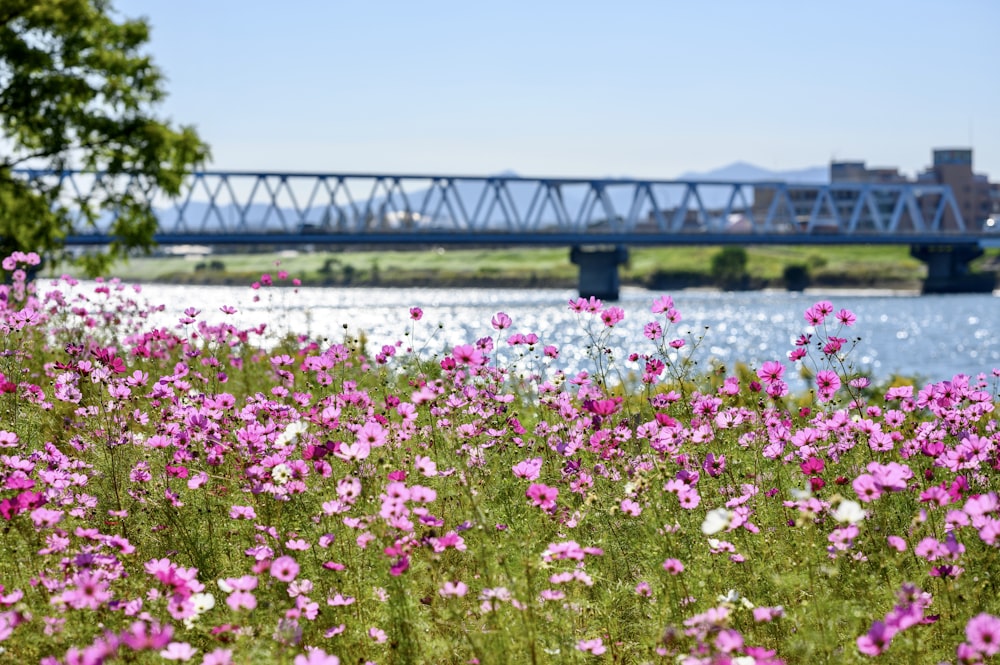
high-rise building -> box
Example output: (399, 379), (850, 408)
(917, 149), (993, 229)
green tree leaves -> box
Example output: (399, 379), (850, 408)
(0, 0), (209, 273)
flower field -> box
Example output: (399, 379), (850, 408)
(1, 251), (999, 665)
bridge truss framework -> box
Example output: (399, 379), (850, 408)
(10, 169), (996, 297)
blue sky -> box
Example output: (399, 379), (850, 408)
(115, 0), (1000, 180)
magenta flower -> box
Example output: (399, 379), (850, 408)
(526, 483), (558, 511)
(836, 308), (857, 326)
(806, 300), (834, 325)
(703, 453), (725, 478)
(600, 306), (625, 327)
(815, 370), (841, 401)
(857, 620), (895, 656)
(757, 360), (785, 384)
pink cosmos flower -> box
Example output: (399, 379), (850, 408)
(294, 648), (341, 665)
(526, 483), (558, 511)
(853, 474), (883, 502)
(226, 590), (257, 611)
(715, 629), (744, 653)
(601, 306), (625, 327)
(491, 312), (512, 330)
(409, 307), (423, 320)
(356, 421), (388, 449)
(512, 457), (543, 480)
(757, 360), (785, 385)
(119, 620), (174, 650)
(808, 300), (834, 323)
(451, 344), (484, 366)
(327, 593), (356, 606)
(815, 370), (841, 401)
(334, 441), (370, 463)
(857, 620), (895, 656)
(836, 308), (857, 326)
(753, 606), (784, 623)
(439, 581), (468, 598)
(576, 638), (606, 655)
(270, 556), (300, 583)
(202, 649), (233, 665)
(620, 498), (642, 516)
(662, 558), (684, 575)
(966, 613), (1000, 656)
(651, 294), (674, 313)
(159, 641), (197, 661)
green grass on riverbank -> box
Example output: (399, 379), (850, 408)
(53, 245), (1000, 291)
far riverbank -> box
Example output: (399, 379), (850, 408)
(58, 244), (1000, 293)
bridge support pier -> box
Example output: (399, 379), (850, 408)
(910, 244), (995, 294)
(570, 245), (629, 301)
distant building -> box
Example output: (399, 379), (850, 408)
(751, 148), (996, 232)
(916, 149), (993, 228)
(830, 161), (906, 184)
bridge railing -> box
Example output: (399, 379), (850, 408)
(11, 169), (977, 244)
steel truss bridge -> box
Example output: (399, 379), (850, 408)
(11, 169), (998, 297)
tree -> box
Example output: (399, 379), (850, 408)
(710, 246), (749, 290)
(0, 0), (209, 274)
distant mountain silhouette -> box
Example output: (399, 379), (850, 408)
(676, 161), (828, 183)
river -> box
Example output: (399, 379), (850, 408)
(93, 281), (1000, 392)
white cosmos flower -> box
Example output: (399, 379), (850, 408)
(718, 589), (741, 604)
(832, 499), (866, 524)
(789, 485), (813, 500)
(271, 463), (292, 485)
(701, 507), (733, 535)
(275, 421), (308, 448)
(190, 592), (215, 614)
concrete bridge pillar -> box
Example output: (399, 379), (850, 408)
(910, 244), (994, 294)
(570, 245), (629, 301)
